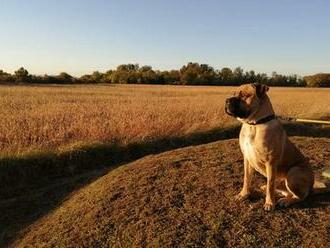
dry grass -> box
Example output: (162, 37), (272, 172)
(1, 84), (329, 155)
(9, 137), (330, 247)
(1, 85), (330, 247)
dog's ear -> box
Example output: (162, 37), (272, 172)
(253, 83), (269, 98)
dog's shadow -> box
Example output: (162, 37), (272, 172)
(294, 193), (330, 210)
(246, 189), (330, 210)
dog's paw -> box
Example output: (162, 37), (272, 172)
(235, 192), (250, 202)
(263, 202), (275, 211)
(277, 197), (292, 207)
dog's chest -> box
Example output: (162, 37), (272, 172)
(240, 127), (267, 176)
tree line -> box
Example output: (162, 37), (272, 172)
(1, 63), (329, 87)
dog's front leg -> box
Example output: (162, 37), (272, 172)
(235, 159), (254, 201)
(264, 163), (276, 211)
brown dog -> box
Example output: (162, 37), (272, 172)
(225, 83), (317, 211)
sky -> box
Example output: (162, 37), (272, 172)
(0, 0), (329, 76)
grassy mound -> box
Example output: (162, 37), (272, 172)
(11, 137), (330, 247)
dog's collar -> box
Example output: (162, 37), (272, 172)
(246, 114), (276, 125)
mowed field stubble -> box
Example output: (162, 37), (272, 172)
(1, 84), (330, 156)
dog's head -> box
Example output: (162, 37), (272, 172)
(225, 83), (269, 119)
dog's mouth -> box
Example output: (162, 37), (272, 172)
(225, 97), (250, 118)
(225, 105), (235, 116)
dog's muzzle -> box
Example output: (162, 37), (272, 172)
(225, 97), (250, 118)
(225, 97), (239, 116)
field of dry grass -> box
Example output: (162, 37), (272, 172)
(1, 84), (329, 155)
(1, 84), (330, 247)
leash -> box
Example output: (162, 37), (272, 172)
(277, 116), (330, 125)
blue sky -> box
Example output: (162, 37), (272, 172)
(0, 0), (329, 76)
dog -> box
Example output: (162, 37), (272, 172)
(225, 83), (327, 211)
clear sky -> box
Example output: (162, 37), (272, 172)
(0, 0), (329, 76)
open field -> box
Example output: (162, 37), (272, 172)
(1, 84), (330, 155)
(1, 84), (330, 247)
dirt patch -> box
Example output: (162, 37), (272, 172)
(9, 137), (330, 247)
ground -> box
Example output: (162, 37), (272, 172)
(2, 137), (329, 248)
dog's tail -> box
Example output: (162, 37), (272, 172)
(311, 180), (330, 195)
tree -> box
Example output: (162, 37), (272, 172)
(14, 67), (30, 83)
(219, 67), (233, 85)
(142, 70), (158, 84)
(255, 73), (268, 84)
(103, 70), (113, 83)
(90, 71), (103, 83)
(111, 70), (128, 84)
(57, 72), (74, 83)
(304, 73), (330, 87)
(245, 70), (256, 83)
(117, 64), (139, 72)
(179, 62), (216, 85)
(0, 69), (14, 83)
(139, 65), (152, 72)
(161, 70), (180, 84)
(232, 67), (244, 85)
